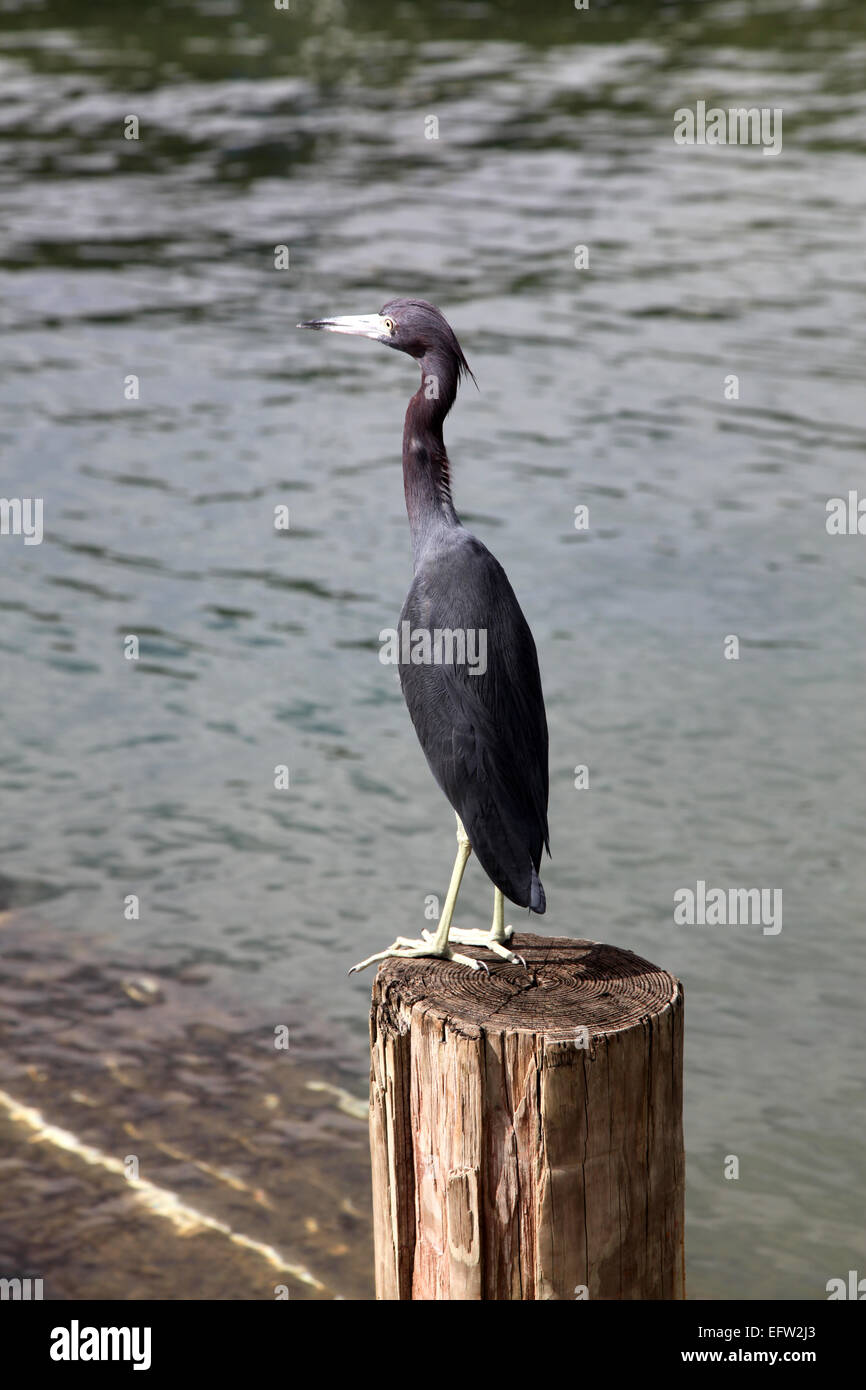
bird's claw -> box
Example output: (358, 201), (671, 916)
(349, 937), (491, 974)
(443, 924), (530, 967)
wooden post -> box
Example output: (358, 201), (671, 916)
(369, 933), (684, 1300)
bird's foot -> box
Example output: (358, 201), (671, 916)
(432, 925), (528, 967)
(349, 935), (490, 975)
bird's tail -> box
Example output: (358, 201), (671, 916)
(529, 864), (546, 914)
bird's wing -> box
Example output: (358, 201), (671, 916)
(398, 533), (549, 907)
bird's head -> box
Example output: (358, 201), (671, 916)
(298, 297), (476, 387)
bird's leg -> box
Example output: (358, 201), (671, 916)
(444, 886), (528, 967)
(349, 816), (487, 974)
(490, 886), (514, 945)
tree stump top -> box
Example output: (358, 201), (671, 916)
(374, 933), (680, 1043)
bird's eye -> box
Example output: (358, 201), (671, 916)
(384, 317), (395, 333)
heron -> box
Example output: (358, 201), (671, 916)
(298, 299), (549, 972)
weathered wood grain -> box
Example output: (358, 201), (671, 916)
(369, 934), (684, 1300)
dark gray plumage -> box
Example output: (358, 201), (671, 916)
(299, 298), (549, 972)
(399, 528), (549, 911)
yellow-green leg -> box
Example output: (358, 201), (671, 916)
(349, 815), (487, 973)
(445, 885), (528, 966)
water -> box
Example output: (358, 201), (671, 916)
(1, 0), (864, 1300)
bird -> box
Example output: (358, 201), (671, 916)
(298, 299), (549, 972)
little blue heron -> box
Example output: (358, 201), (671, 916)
(299, 299), (549, 972)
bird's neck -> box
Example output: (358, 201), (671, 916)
(402, 351), (461, 565)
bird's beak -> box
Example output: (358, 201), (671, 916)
(297, 313), (389, 339)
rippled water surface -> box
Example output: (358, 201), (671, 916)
(1, 0), (864, 1299)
